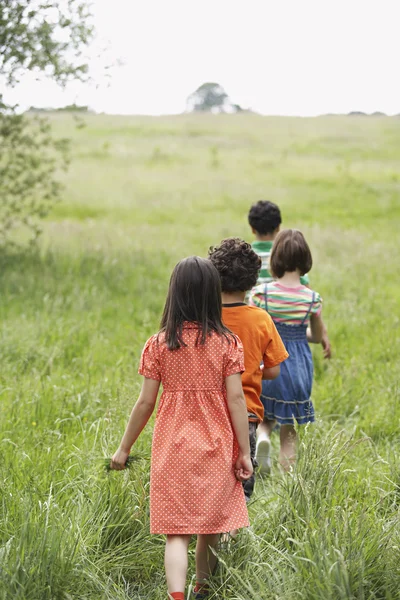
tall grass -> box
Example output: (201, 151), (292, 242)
(1, 113), (399, 598)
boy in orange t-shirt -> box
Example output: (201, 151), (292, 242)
(209, 238), (288, 500)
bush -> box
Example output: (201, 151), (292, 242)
(0, 0), (94, 248)
(0, 102), (69, 248)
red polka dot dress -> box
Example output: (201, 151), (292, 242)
(139, 323), (250, 535)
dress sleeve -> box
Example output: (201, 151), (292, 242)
(224, 335), (245, 378)
(311, 291), (323, 316)
(138, 335), (161, 381)
(262, 314), (289, 368)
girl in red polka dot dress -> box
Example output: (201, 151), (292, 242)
(111, 256), (252, 600)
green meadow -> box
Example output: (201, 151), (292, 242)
(1, 113), (400, 599)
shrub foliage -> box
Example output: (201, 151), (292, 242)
(0, 0), (93, 246)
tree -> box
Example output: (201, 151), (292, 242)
(0, 0), (94, 247)
(186, 82), (242, 113)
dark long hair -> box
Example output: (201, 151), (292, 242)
(160, 256), (234, 350)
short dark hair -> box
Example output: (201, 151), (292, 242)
(208, 238), (262, 293)
(160, 256), (234, 350)
(248, 200), (282, 235)
(270, 229), (312, 278)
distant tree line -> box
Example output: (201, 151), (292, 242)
(347, 111), (388, 117)
(186, 84), (393, 117)
(27, 104), (92, 113)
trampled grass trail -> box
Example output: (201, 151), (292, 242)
(0, 113), (399, 599)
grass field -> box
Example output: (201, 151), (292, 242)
(1, 112), (400, 599)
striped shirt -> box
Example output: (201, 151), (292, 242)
(251, 240), (309, 286)
(249, 282), (322, 326)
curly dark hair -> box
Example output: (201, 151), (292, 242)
(248, 200), (282, 235)
(208, 238), (262, 293)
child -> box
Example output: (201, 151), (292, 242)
(248, 199), (331, 358)
(249, 229), (324, 471)
(209, 238), (289, 498)
(110, 256), (252, 600)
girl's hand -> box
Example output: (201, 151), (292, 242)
(110, 447), (130, 470)
(235, 453), (253, 482)
(321, 333), (332, 359)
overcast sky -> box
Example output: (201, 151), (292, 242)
(5, 0), (400, 116)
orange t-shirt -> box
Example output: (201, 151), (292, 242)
(222, 303), (289, 423)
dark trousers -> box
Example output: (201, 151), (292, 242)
(243, 421), (258, 501)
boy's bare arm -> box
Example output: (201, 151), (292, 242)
(262, 365), (280, 380)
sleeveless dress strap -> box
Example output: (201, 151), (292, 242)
(301, 291), (315, 325)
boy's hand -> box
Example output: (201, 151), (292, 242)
(110, 447), (130, 470)
(235, 453), (253, 482)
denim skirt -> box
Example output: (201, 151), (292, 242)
(261, 322), (315, 425)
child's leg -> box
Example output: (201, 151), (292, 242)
(279, 424), (296, 471)
(195, 534), (219, 584)
(259, 418), (276, 438)
(165, 535), (191, 595)
(256, 418), (276, 473)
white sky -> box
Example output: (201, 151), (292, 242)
(5, 0), (400, 116)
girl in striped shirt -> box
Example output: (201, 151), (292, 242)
(249, 229), (324, 471)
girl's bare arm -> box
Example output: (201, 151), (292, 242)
(225, 373), (253, 481)
(225, 373), (250, 454)
(111, 377), (160, 469)
(305, 284), (331, 358)
(307, 312), (324, 344)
